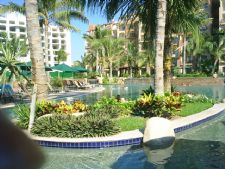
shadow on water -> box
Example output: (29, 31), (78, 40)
(111, 139), (225, 169)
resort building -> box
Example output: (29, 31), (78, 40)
(86, 18), (145, 53)
(0, 11), (72, 66)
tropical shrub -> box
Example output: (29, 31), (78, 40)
(91, 96), (134, 117)
(181, 94), (215, 104)
(13, 104), (30, 129)
(50, 78), (63, 87)
(133, 93), (182, 118)
(36, 100), (55, 116)
(31, 114), (120, 138)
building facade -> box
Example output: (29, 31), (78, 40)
(0, 12), (72, 66)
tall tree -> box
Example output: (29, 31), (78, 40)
(55, 48), (68, 64)
(0, 0), (87, 66)
(25, 0), (48, 100)
(84, 27), (109, 74)
(102, 37), (125, 79)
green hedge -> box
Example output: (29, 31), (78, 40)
(31, 114), (120, 138)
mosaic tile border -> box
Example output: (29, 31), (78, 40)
(174, 109), (225, 133)
(35, 138), (142, 148)
(35, 108), (225, 148)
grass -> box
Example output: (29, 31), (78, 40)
(115, 116), (146, 131)
(116, 102), (214, 131)
(175, 102), (213, 117)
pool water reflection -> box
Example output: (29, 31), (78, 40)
(42, 110), (225, 169)
(70, 83), (225, 105)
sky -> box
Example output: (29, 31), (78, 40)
(1, 0), (109, 61)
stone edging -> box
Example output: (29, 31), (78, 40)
(32, 103), (225, 149)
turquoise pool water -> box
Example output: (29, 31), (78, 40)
(69, 83), (225, 105)
(41, 110), (225, 169)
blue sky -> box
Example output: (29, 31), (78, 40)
(1, 0), (109, 61)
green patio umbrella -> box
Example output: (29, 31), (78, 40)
(51, 63), (78, 78)
(51, 63), (77, 72)
(72, 66), (89, 72)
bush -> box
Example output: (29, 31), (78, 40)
(36, 100), (87, 115)
(31, 114), (120, 138)
(50, 78), (63, 87)
(13, 104), (30, 129)
(133, 93), (182, 118)
(91, 97), (134, 117)
(181, 94), (215, 104)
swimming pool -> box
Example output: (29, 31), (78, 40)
(66, 83), (225, 105)
(41, 110), (225, 169)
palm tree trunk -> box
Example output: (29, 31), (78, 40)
(96, 50), (99, 73)
(164, 34), (172, 93)
(182, 35), (187, 74)
(44, 21), (49, 66)
(109, 59), (113, 79)
(25, 0), (48, 100)
(154, 0), (167, 95)
(212, 59), (219, 74)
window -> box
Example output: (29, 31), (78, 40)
(19, 21), (25, 25)
(20, 34), (26, 39)
(0, 20), (6, 24)
(19, 27), (26, 32)
(0, 25), (6, 31)
(9, 20), (15, 24)
(10, 27), (16, 32)
(119, 24), (125, 31)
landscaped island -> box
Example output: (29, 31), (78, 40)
(13, 87), (215, 138)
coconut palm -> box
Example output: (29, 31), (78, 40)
(87, 0), (207, 94)
(207, 33), (225, 74)
(55, 48), (68, 64)
(25, 0), (48, 101)
(83, 27), (110, 74)
(102, 37), (125, 79)
(0, 33), (29, 82)
(0, 0), (87, 66)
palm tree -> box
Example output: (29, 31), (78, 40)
(0, 0), (87, 66)
(0, 33), (29, 82)
(25, 0), (47, 131)
(55, 48), (68, 64)
(87, 0), (206, 94)
(84, 26), (109, 74)
(102, 37), (125, 79)
(25, 0), (48, 101)
(207, 33), (225, 74)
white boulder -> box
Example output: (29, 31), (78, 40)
(143, 117), (175, 149)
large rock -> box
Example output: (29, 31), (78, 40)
(143, 117), (175, 149)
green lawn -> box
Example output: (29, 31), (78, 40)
(176, 102), (213, 117)
(115, 116), (146, 131)
(116, 102), (213, 131)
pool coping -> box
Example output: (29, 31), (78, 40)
(31, 103), (225, 148)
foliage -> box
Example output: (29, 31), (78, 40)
(181, 94), (215, 104)
(50, 77), (63, 87)
(133, 93), (183, 118)
(31, 114), (120, 138)
(91, 96), (135, 117)
(37, 100), (87, 115)
(54, 48), (68, 64)
(0, 33), (29, 82)
(36, 100), (55, 117)
(176, 73), (208, 77)
(13, 104), (30, 129)
(141, 86), (155, 95)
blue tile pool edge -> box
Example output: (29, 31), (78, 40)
(34, 108), (225, 149)
(35, 137), (143, 149)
